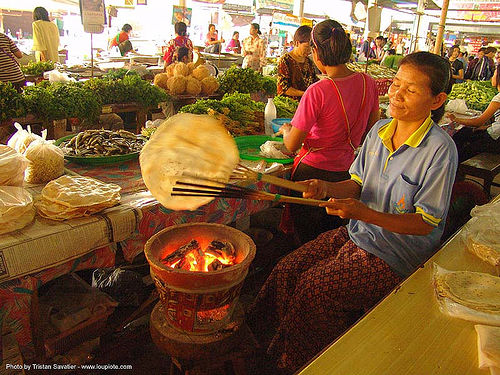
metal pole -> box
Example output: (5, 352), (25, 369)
(299, 0), (304, 20)
(91, 33), (94, 78)
(433, 0), (449, 55)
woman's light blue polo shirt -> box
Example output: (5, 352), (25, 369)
(348, 116), (458, 277)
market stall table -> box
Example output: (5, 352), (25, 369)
(0, 159), (285, 351)
(298, 212), (497, 375)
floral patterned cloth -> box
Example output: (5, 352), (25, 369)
(163, 35), (194, 65)
(277, 53), (318, 98)
(247, 226), (402, 374)
(242, 35), (267, 71)
(0, 159), (279, 350)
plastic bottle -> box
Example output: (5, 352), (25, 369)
(264, 97), (277, 136)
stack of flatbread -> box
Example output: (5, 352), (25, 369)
(433, 264), (500, 325)
(140, 113), (239, 211)
(463, 201), (500, 267)
(35, 175), (121, 221)
(0, 186), (35, 234)
(0, 145), (29, 186)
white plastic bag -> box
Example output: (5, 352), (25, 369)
(24, 139), (65, 184)
(45, 69), (74, 82)
(445, 99), (469, 114)
(259, 141), (291, 159)
(0, 145), (29, 186)
(460, 201), (500, 267)
(471, 200), (500, 220)
(461, 217), (500, 267)
(7, 123), (45, 154)
(0, 186), (35, 235)
(475, 325), (500, 374)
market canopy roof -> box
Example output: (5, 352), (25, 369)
(0, 0), (78, 12)
(355, 0), (441, 11)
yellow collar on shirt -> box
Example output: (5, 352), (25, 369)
(378, 115), (433, 152)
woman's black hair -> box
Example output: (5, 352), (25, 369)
(208, 23), (215, 31)
(33, 7), (50, 21)
(251, 23), (261, 35)
(399, 51), (452, 123)
(177, 46), (189, 62)
(447, 45), (459, 57)
(293, 25), (312, 44)
(119, 40), (133, 56)
(175, 22), (187, 36)
(122, 24), (132, 32)
(311, 19), (351, 66)
(233, 31), (239, 36)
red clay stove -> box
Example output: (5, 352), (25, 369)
(144, 223), (256, 334)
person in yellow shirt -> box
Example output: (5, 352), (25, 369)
(32, 6), (60, 62)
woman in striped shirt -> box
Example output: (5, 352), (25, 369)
(0, 33), (25, 91)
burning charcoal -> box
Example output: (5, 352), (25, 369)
(207, 259), (224, 271)
(206, 240), (236, 260)
(161, 239), (201, 265)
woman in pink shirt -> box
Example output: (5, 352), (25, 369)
(279, 19), (380, 244)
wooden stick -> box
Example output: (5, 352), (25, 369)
(234, 164), (307, 192)
(253, 173), (307, 192)
(172, 181), (327, 207)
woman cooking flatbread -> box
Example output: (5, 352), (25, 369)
(248, 51), (458, 374)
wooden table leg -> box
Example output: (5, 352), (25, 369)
(136, 109), (148, 134)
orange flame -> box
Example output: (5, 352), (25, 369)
(161, 236), (237, 272)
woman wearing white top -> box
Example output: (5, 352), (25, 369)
(242, 23), (267, 72)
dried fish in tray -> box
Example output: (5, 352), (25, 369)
(58, 129), (147, 157)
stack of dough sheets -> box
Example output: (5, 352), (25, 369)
(35, 175), (121, 221)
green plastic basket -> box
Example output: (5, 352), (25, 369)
(55, 134), (140, 166)
(234, 135), (294, 164)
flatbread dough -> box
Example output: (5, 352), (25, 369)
(140, 113), (239, 211)
(435, 268), (500, 313)
(41, 175), (121, 208)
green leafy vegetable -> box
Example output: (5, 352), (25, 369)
(448, 80), (498, 111)
(0, 82), (26, 121)
(20, 61), (55, 76)
(273, 95), (298, 118)
(218, 65), (276, 96)
(102, 68), (140, 80)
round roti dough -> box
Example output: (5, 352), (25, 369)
(41, 175), (121, 208)
(140, 113), (239, 211)
(437, 270), (500, 311)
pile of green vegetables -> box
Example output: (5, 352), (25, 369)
(20, 61), (55, 76)
(448, 80), (498, 111)
(274, 96), (299, 118)
(23, 82), (102, 122)
(1, 75), (168, 123)
(179, 93), (298, 126)
(102, 68), (140, 80)
(218, 66), (277, 96)
(179, 93), (264, 126)
(0, 82), (26, 122)
(83, 75), (168, 108)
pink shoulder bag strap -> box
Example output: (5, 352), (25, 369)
(327, 73), (367, 150)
